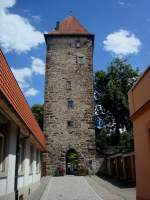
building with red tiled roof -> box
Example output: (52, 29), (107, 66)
(0, 49), (46, 199)
(0, 50), (45, 150)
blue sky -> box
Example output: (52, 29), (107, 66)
(0, 0), (150, 105)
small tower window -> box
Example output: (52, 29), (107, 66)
(77, 55), (85, 65)
(67, 121), (75, 128)
(75, 40), (81, 48)
(68, 100), (74, 109)
(66, 81), (71, 90)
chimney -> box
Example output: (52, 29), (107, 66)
(55, 21), (60, 30)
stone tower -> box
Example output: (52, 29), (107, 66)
(44, 16), (96, 175)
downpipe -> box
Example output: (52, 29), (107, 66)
(14, 127), (20, 200)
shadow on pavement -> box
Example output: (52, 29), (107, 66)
(98, 176), (136, 189)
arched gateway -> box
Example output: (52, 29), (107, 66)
(43, 16), (96, 175)
(66, 149), (78, 175)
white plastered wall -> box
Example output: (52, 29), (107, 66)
(0, 122), (41, 197)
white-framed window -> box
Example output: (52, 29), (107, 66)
(36, 149), (40, 173)
(0, 132), (5, 172)
(78, 56), (85, 65)
(18, 139), (24, 174)
(76, 54), (85, 65)
(29, 145), (34, 174)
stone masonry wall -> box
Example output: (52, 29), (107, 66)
(44, 35), (96, 174)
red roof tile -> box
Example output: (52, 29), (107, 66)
(48, 16), (91, 35)
(0, 50), (45, 150)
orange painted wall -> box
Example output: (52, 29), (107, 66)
(133, 111), (150, 200)
(128, 66), (150, 200)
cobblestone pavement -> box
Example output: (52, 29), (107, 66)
(41, 176), (103, 200)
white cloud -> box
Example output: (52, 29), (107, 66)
(118, 1), (125, 6)
(0, 0), (15, 9)
(23, 9), (42, 23)
(0, 0), (44, 53)
(31, 15), (41, 23)
(11, 67), (32, 89)
(11, 57), (45, 97)
(103, 29), (141, 56)
(24, 88), (39, 97)
(118, 1), (133, 7)
(31, 57), (45, 75)
(146, 18), (150, 23)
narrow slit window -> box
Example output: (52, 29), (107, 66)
(66, 81), (71, 90)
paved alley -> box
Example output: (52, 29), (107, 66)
(40, 176), (131, 200)
(41, 176), (103, 200)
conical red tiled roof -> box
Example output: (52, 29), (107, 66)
(48, 16), (91, 35)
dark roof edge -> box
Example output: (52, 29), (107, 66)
(44, 33), (94, 44)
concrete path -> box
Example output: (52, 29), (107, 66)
(41, 175), (103, 200)
(30, 176), (51, 200)
(86, 176), (136, 200)
(40, 175), (135, 200)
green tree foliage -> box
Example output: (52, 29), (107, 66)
(95, 58), (138, 149)
(96, 127), (109, 154)
(31, 104), (44, 130)
(67, 151), (78, 165)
